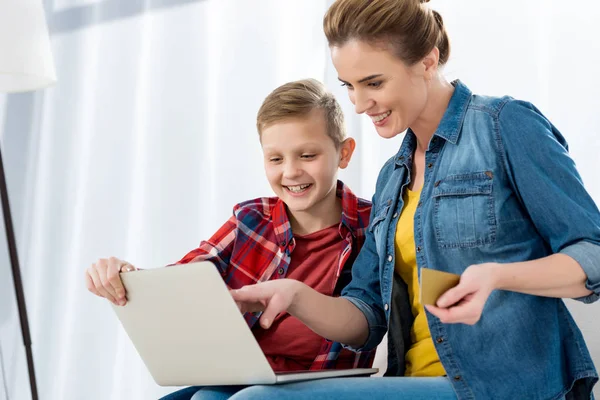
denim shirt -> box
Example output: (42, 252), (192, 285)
(342, 80), (600, 400)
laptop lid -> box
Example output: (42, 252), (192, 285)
(112, 262), (277, 386)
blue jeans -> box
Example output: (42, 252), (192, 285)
(174, 377), (457, 400)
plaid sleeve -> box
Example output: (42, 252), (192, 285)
(173, 215), (237, 278)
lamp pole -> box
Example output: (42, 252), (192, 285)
(0, 0), (57, 398)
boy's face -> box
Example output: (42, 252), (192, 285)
(261, 109), (353, 216)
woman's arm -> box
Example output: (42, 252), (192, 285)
(427, 100), (600, 324)
(490, 253), (592, 298)
(233, 279), (369, 347)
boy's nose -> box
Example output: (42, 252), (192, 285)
(282, 161), (302, 179)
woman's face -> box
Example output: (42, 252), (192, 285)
(331, 39), (431, 139)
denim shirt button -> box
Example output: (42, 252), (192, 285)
(434, 180), (441, 187)
(416, 246), (422, 253)
(436, 337), (444, 343)
(427, 163), (433, 168)
(392, 212), (399, 218)
(384, 303), (389, 311)
(387, 255), (393, 262)
(454, 375), (462, 381)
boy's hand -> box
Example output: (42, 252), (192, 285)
(231, 279), (304, 329)
(85, 257), (137, 306)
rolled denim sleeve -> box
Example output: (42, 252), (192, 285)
(340, 198), (388, 351)
(499, 100), (600, 303)
(561, 241), (600, 303)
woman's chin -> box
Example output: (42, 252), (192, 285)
(376, 125), (403, 139)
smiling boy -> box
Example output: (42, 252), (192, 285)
(86, 79), (375, 399)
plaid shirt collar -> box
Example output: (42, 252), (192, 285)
(271, 180), (360, 252)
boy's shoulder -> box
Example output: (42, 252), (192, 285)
(356, 196), (372, 210)
(232, 196), (280, 219)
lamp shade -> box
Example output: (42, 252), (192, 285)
(0, 0), (57, 93)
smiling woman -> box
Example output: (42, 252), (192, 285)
(229, 1), (600, 399)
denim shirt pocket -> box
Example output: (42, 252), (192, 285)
(432, 171), (497, 248)
(368, 203), (391, 253)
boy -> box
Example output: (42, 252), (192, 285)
(85, 79), (374, 399)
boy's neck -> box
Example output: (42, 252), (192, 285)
(287, 192), (342, 236)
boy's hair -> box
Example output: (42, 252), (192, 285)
(256, 79), (346, 148)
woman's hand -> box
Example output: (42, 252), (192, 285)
(425, 263), (498, 325)
(85, 257), (137, 306)
(231, 279), (306, 329)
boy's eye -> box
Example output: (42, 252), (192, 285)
(269, 157), (282, 163)
(301, 154), (316, 159)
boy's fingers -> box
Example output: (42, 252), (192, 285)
(88, 267), (118, 305)
(107, 258), (127, 302)
(85, 270), (100, 297)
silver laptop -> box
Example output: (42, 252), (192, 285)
(112, 261), (377, 386)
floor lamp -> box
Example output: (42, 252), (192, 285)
(0, 1), (57, 399)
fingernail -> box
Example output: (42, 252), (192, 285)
(262, 318), (269, 327)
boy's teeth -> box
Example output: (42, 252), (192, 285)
(287, 184), (311, 193)
(372, 111), (391, 122)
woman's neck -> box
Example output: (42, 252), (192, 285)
(411, 78), (455, 152)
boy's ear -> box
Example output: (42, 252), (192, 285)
(338, 138), (356, 169)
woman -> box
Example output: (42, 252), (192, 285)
(229, 0), (600, 399)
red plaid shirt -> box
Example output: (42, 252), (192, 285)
(175, 180), (375, 370)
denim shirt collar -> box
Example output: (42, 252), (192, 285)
(395, 80), (472, 168)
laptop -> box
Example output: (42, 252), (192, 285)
(111, 261), (378, 386)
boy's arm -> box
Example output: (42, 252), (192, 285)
(172, 215), (238, 280)
(87, 214), (238, 305)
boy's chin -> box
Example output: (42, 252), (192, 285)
(282, 197), (316, 213)
(283, 201), (311, 212)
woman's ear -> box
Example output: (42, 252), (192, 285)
(422, 47), (440, 81)
(338, 138), (356, 169)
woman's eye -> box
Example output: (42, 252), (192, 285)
(340, 82), (353, 89)
(368, 81), (382, 88)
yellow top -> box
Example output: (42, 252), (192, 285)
(394, 187), (445, 377)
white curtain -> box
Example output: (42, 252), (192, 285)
(0, 0), (598, 399)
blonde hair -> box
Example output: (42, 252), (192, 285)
(256, 79), (346, 148)
(324, 0), (450, 66)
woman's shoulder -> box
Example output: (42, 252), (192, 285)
(467, 92), (514, 116)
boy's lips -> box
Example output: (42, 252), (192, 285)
(284, 183), (313, 196)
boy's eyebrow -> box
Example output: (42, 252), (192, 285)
(338, 74), (383, 84)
